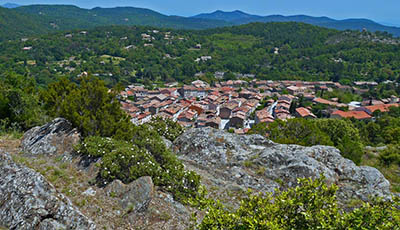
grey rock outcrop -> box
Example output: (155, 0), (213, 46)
(21, 118), (80, 156)
(105, 177), (154, 212)
(174, 127), (392, 201)
(0, 152), (96, 230)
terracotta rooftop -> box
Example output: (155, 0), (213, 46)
(221, 102), (238, 111)
(275, 109), (290, 114)
(331, 110), (371, 120)
(137, 112), (152, 120)
(256, 109), (274, 120)
(296, 107), (316, 118)
(232, 111), (247, 120)
(162, 106), (182, 115)
(178, 109), (197, 120)
(233, 106), (252, 114)
(313, 97), (337, 106)
(220, 87), (235, 92)
(260, 118), (275, 123)
(364, 104), (399, 113)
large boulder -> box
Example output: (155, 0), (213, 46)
(21, 118), (80, 156)
(0, 152), (96, 229)
(105, 177), (154, 213)
(173, 127), (392, 202)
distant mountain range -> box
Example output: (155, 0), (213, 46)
(193, 10), (400, 36)
(0, 4), (399, 42)
(14, 5), (232, 30)
(0, 4), (232, 41)
(1, 2), (20, 8)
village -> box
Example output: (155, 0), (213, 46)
(120, 78), (400, 134)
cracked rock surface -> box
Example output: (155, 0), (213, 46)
(0, 152), (96, 230)
(174, 127), (392, 202)
(21, 118), (80, 156)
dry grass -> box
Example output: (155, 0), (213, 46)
(0, 135), (21, 154)
(1, 136), (193, 229)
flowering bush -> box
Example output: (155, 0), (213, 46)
(148, 117), (184, 141)
(100, 144), (161, 181)
(76, 135), (201, 202)
(75, 136), (122, 158)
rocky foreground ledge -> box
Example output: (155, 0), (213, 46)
(0, 152), (96, 229)
(173, 127), (392, 202)
(0, 119), (394, 229)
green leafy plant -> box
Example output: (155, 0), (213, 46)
(191, 177), (400, 230)
(248, 118), (364, 164)
(379, 145), (400, 166)
(40, 75), (131, 137)
(148, 116), (185, 141)
(0, 73), (47, 131)
(76, 134), (201, 202)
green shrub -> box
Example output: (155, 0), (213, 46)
(379, 145), (400, 166)
(76, 136), (124, 158)
(248, 118), (364, 164)
(40, 75), (131, 137)
(148, 116), (184, 141)
(315, 119), (364, 164)
(76, 135), (201, 202)
(0, 73), (47, 131)
(251, 119), (333, 146)
(100, 144), (161, 182)
(192, 177), (400, 230)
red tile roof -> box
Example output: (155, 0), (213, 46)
(220, 87), (235, 92)
(137, 112), (152, 120)
(331, 110), (371, 120)
(296, 107), (316, 118)
(178, 109), (197, 120)
(232, 111), (247, 120)
(256, 109), (274, 120)
(313, 97), (337, 106)
(365, 104), (399, 113)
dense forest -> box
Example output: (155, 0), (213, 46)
(0, 5), (232, 41)
(2, 4), (400, 42)
(0, 22), (400, 88)
(194, 10), (400, 37)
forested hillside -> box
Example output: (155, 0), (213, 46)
(193, 10), (400, 37)
(0, 7), (52, 41)
(0, 5), (232, 41)
(16, 5), (232, 30)
(0, 22), (399, 86)
(1, 4), (400, 42)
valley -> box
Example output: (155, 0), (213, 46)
(0, 2), (400, 229)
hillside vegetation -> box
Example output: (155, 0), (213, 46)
(194, 10), (400, 37)
(1, 4), (400, 42)
(0, 5), (232, 41)
(0, 7), (53, 41)
(0, 22), (399, 86)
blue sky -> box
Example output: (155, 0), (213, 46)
(3, 0), (400, 26)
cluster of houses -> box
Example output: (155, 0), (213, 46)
(119, 79), (400, 134)
(120, 80), (263, 132)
